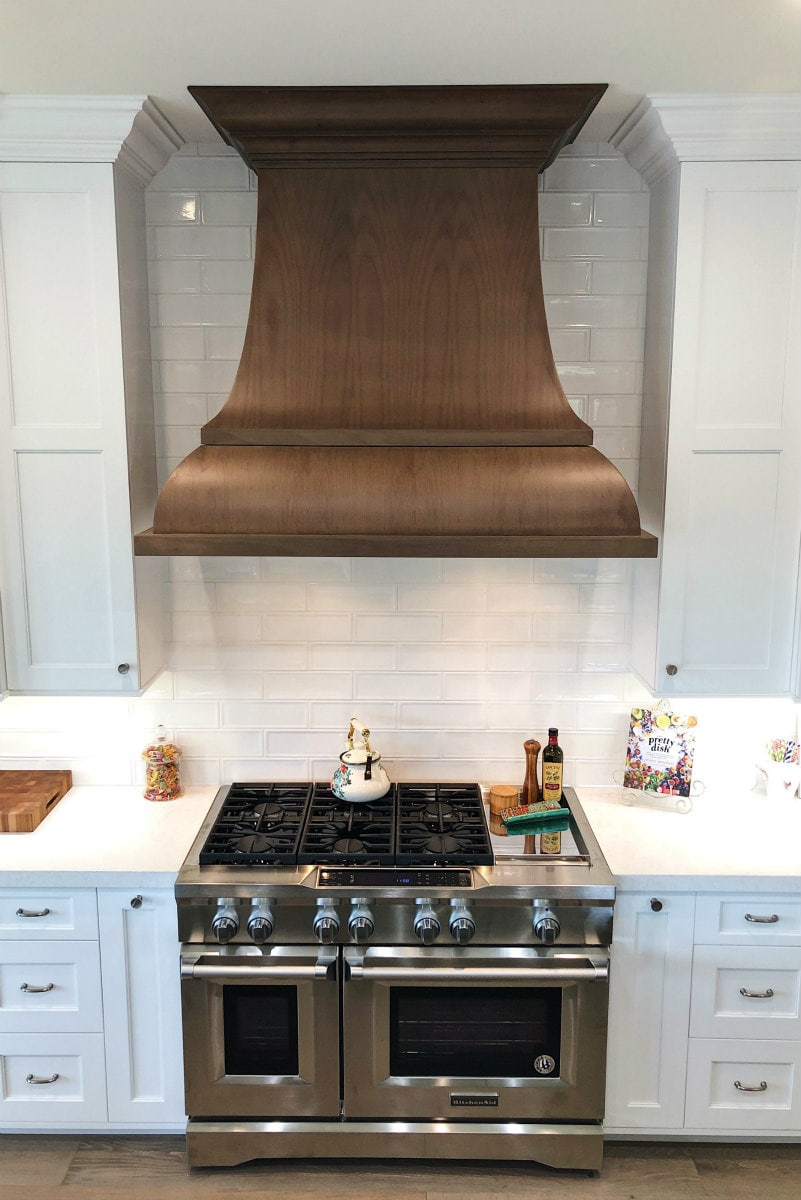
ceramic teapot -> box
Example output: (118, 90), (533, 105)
(331, 718), (391, 803)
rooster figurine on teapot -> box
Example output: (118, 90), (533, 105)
(331, 718), (391, 803)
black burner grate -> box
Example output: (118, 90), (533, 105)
(197, 782), (493, 868)
(395, 783), (493, 866)
(198, 782), (311, 865)
(297, 784), (397, 866)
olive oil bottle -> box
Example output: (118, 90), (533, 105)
(540, 727), (564, 854)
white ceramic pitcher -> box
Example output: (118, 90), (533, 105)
(757, 759), (801, 801)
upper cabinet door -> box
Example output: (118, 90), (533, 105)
(633, 159), (801, 696)
(0, 160), (163, 693)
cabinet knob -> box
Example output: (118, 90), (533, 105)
(117, 662), (130, 675)
(650, 898), (663, 912)
(665, 664), (678, 677)
(130, 895), (143, 909)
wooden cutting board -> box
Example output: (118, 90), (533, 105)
(0, 770), (73, 832)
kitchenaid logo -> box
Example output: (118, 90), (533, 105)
(450, 1093), (499, 1107)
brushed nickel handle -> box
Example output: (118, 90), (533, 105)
(130, 895), (143, 909)
(734, 1079), (768, 1093)
(665, 664), (678, 676)
(15, 908), (50, 918)
(739, 986), (775, 999)
(650, 898), (663, 912)
(117, 662), (130, 674)
(745, 913), (779, 924)
(26, 1073), (59, 1085)
(20, 982), (55, 993)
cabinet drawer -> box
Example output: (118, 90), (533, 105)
(695, 894), (801, 946)
(690, 945), (801, 1040)
(0, 1032), (107, 1123)
(0, 942), (103, 1033)
(0, 890), (98, 940)
(685, 1038), (801, 1130)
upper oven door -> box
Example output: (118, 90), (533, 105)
(342, 944), (609, 1122)
(180, 944), (340, 1119)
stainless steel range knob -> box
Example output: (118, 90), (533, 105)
(211, 899), (239, 944)
(533, 911), (561, 945)
(247, 899), (275, 944)
(449, 904), (476, 945)
(313, 901), (340, 944)
(413, 904), (440, 945)
(348, 900), (375, 943)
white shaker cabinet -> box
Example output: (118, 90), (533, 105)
(604, 891), (696, 1131)
(0, 98), (179, 693)
(616, 100), (801, 695)
(606, 888), (801, 1137)
(0, 883), (186, 1131)
(97, 888), (185, 1126)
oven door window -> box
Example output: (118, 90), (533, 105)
(389, 986), (561, 1078)
(223, 985), (299, 1076)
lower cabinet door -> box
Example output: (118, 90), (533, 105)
(685, 1038), (801, 1131)
(0, 1032), (107, 1123)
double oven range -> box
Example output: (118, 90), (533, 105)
(176, 782), (614, 1171)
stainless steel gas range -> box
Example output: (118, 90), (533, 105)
(175, 782), (615, 1172)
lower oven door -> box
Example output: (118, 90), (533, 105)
(180, 944), (340, 1118)
(342, 944), (609, 1121)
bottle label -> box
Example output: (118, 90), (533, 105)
(540, 831), (562, 854)
(542, 762), (563, 800)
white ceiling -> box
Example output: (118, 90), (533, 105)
(2, 0), (800, 145)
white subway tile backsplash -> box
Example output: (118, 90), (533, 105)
(486, 584), (579, 613)
(593, 192), (650, 226)
(543, 155), (645, 193)
(170, 612), (262, 643)
(487, 644), (578, 672)
(399, 703), (485, 728)
(443, 613), (532, 642)
(578, 644), (633, 673)
(398, 585), (487, 611)
(148, 259), (201, 293)
(149, 152), (251, 191)
(201, 260), (254, 292)
(156, 292), (251, 327)
(443, 673), (531, 701)
(310, 702), (398, 728)
(218, 645), (307, 671)
(548, 329), (590, 360)
(540, 260), (591, 295)
(161, 359), (239, 393)
(263, 673), (354, 700)
(174, 672), (264, 699)
(591, 260), (648, 295)
(356, 614), (442, 642)
(354, 674), (442, 700)
(538, 192), (591, 225)
(154, 393), (210, 427)
(556, 362), (638, 394)
(145, 192), (200, 224)
(308, 585), (397, 612)
(201, 191), (258, 225)
(263, 614), (352, 642)
(547, 295), (640, 329)
(205, 326), (247, 359)
(153, 225), (252, 260)
(150, 326), (205, 359)
(534, 559), (630, 585)
(399, 643), (487, 671)
(223, 701), (308, 727)
(534, 613), (626, 643)
(544, 226), (644, 261)
(441, 560), (533, 584)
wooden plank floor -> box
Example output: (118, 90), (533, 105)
(0, 1137), (797, 1200)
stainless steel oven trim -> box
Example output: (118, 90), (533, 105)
(180, 943), (341, 1119)
(340, 943), (609, 1122)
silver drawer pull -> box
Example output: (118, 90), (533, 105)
(734, 1079), (768, 1093)
(20, 982), (55, 994)
(15, 908), (51, 918)
(739, 986), (774, 999)
(744, 913), (779, 924)
(25, 1073), (59, 1085)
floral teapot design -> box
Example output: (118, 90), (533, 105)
(331, 718), (391, 803)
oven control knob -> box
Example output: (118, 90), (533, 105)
(313, 902), (340, 945)
(449, 905), (476, 945)
(247, 900), (275, 944)
(348, 902), (375, 943)
(533, 913), (561, 945)
(211, 900), (239, 944)
(413, 904), (440, 945)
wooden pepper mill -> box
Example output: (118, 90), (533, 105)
(521, 738), (541, 807)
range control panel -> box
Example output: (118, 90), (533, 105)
(317, 868), (474, 888)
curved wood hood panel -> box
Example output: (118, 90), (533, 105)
(135, 85), (657, 558)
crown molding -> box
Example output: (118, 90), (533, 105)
(0, 95), (183, 181)
(613, 94), (801, 185)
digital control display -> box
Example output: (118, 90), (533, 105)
(317, 868), (473, 888)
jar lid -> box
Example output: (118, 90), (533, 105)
(142, 725), (182, 762)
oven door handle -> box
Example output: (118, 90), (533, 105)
(180, 950), (337, 983)
(345, 958), (609, 983)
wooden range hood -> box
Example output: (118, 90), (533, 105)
(134, 85), (657, 558)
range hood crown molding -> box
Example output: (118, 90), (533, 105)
(135, 84), (656, 560)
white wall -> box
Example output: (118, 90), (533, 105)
(0, 139), (797, 794)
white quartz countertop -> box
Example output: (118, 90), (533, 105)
(0, 784), (218, 887)
(575, 785), (801, 892)
(1, 781), (798, 893)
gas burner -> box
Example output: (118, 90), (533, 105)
(231, 833), (287, 855)
(241, 800), (285, 826)
(333, 837), (367, 855)
(416, 832), (466, 856)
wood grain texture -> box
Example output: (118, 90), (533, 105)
(136, 85), (657, 559)
(203, 166), (590, 446)
(149, 445), (641, 535)
(0, 770), (72, 832)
